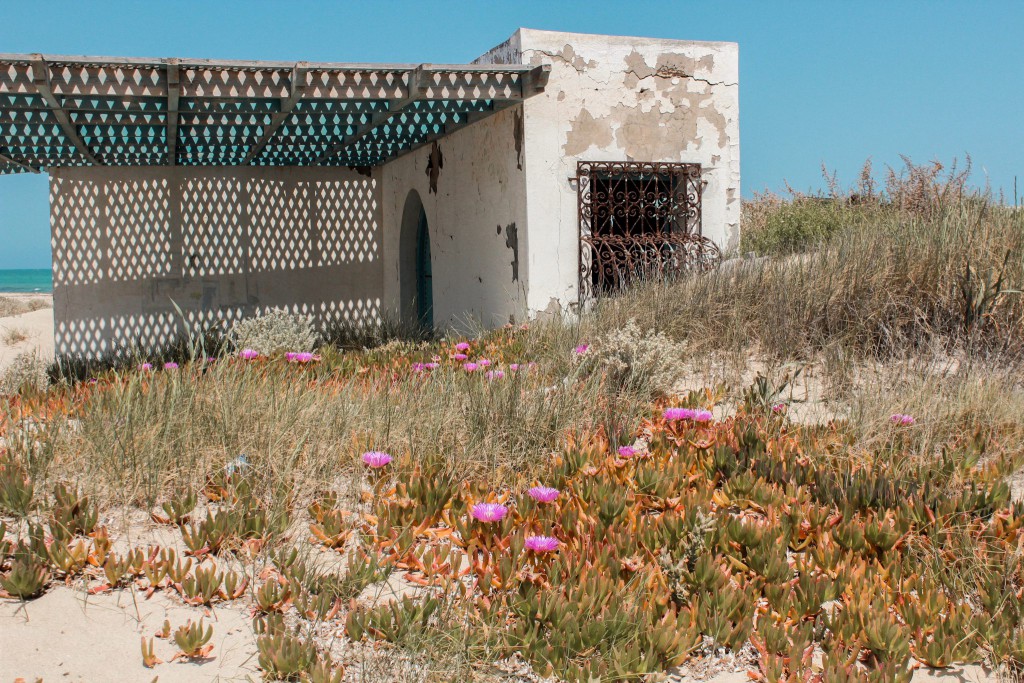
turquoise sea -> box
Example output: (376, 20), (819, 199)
(0, 269), (53, 293)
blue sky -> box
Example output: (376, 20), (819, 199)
(0, 1), (1021, 269)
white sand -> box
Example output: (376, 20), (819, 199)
(0, 294), (54, 374)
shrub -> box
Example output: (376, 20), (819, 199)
(0, 351), (49, 395)
(228, 308), (317, 355)
(741, 197), (847, 255)
(586, 319), (687, 398)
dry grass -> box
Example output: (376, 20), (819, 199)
(0, 295), (50, 318)
(1, 326), (29, 346)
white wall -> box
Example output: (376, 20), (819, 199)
(479, 29), (741, 316)
(49, 166), (383, 357)
(379, 107), (528, 330)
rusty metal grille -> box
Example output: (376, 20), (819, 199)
(577, 161), (721, 302)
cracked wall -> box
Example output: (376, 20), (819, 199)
(480, 29), (740, 317)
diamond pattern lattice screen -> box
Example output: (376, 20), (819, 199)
(50, 169), (383, 357)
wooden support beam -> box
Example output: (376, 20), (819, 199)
(313, 64), (428, 165)
(0, 149), (40, 173)
(166, 59), (179, 166)
(30, 55), (101, 166)
(523, 64), (551, 95)
(242, 62), (308, 164)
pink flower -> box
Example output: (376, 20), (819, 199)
(617, 446), (637, 458)
(471, 502), (508, 523)
(431, 355), (441, 362)
(525, 535), (560, 553)
(891, 413), (915, 426)
(574, 344), (589, 355)
(286, 352), (316, 363)
(455, 342), (471, 352)
(771, 403), (786, 413)
(412, 362), (427, 373)
(527, 486), (559, 503)
(425, 362), (439, 370)
(453, 353), (468, 361)
(239, 349), (260, 360)
(509, 363), (520, 372)
(204, 357), (216, 364)
(361, 451), (392, 468)
(478, 358), (492, 367)
(164, 362), (179, 370)
(463, 362), (479, 372)
(663, 407), (713, 422)
(485, 370), (505, 380)
(139, 363), (153, 371)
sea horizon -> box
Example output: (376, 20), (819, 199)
(0, 268), (54, 293)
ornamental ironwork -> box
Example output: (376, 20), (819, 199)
(577, 160), (720, 302)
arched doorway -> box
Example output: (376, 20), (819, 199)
(399, 190), (433, 328)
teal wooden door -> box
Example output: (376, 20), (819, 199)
(415, 208), (433, 327)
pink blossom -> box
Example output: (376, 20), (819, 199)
(478, 358), (492, 367)
(425, 362), (439, 370)
(771, 403), (786, 413)
(891, 413), (916, 426)
(455, 342), (471, 352)
(453, 353), (468, 361)
(463, 362), (479, 372)
(663, 407), (713, 422)
(164, 362), (179, 370)
(431, 355), (441, 362)
(139, 363), (153, 371)
(525, 535), (560, 553)
(361, 451), (392, 468)
(485, 370), (505, 380)
(527, 486), (559, 503)
(471, 502), (508, 523)
(286, 352), (316, 363)
(412, 362), (427, 373)
(617, 446), (637, 458)
(574, 344), (589, 355)
(239, 349), (260, 360)
(509, 363), (520, 372)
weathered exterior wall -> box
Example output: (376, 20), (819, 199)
(379, 107), (528, 330)
(479, 29), (740, 316)
(49, 166), (383, 357)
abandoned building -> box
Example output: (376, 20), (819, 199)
(0, 29), (740, 357)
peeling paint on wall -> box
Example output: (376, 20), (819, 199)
(426, 141), (443, 194)
(513, 110), (524, 170)
(563, 109), (613, 156)
(502, 222), (520, 281)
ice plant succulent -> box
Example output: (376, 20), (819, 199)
(455, 342), (471, 351)
(361, 451), (392, 468)
(471, 502), (508, 523)
(891, 413), (916, 425)
(285, 352), (316, 363)
(524, 535), (560, 553)
(485, 370), (505, 380)
(574, 343), (589, 355)
(617, 446), (637, 458)
(463, 362), (479, 372)
(453, 353), (468, 361)
(139, 363), (153, 371)
(164, 362), (179, 370)
(239, 349), (259, 360)
(527, 486), (559, 503)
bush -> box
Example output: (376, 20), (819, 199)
(741, 198), (847, 255)
(587, 319), (687, 398)
(228, 308), (317, 355)
(1, 351), (49, 395)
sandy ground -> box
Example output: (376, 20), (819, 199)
(0, 293), (54, 374)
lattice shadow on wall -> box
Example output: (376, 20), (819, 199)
(50, 169), (383, 358)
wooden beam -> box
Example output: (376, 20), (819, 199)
(313, 64), (428, 165)
(0, 149), (40, 173)
(30, 55), (101, 166)
(242, 62), (308, 165)
(166, 59), (179, 166)
(523, 64), (551, 95)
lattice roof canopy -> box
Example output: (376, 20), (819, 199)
(0, 54), (548, 174)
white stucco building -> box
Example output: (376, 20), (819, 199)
(0, 29), (739, 357)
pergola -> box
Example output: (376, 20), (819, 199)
(0, 54), (548, 174)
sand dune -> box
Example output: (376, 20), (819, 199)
(0, 294), (54, 373)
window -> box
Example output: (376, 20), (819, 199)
(577, 161), (717, 301)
